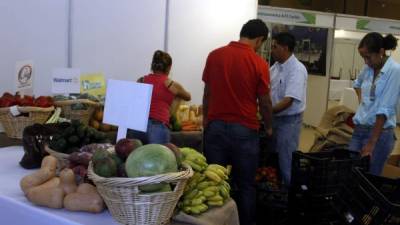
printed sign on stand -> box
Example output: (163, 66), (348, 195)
(52, 68), (81, 94)
(80, 73), (106, 97)
(103, 79), (153, 141)
(15, 60), (34, 94)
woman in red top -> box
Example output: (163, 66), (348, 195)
(128, 50), (191, 144)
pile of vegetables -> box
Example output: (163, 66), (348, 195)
(0, 92), (53, 108)
(48, 120), (109, 154)
(54, 93), (101, 108)
(89, 107), (117, 132)
(170, 104), (203, 132)
(91, 139), (184, 194)
(67, 143), (112, 182)
(20, 155), (104, 213)
(177, 148), (231, 215)
(91, 138), (144, 179)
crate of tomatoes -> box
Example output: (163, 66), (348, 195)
(0, 92), (54, 139)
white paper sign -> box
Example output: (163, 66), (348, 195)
(15, 60), (34, 91)
(52, 68), (81, 94)
(103, 79), (153, 141)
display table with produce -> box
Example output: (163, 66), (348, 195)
(0, 146), (239, 225)
(171, 131), (203, 152)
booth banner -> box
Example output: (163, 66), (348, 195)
(80, 73), (106, 97)
(15, 60), (34, 91)
(258, 8), (316, 25)
(356, 19), (400, 35)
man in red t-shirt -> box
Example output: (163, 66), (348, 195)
(202, 19), (272, 225)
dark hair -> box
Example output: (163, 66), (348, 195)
(240, 19), (269, 41)
(272, 32), (296, 52)
(358, 32), (398, 53)
(151, 50), (172, 73)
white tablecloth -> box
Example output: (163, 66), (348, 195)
(0, 146), (118, 225)
(0, 146), (239, 225)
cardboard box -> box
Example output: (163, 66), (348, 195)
(382, 154), (400, 179)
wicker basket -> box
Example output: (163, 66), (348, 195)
(88, 162), (193, 225)
(44, 143), (113, 171)
(54, 99), (100, 125)
(0, 106), (54, 139)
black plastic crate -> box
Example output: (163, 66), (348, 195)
(256, 188), (288, 225)
(291, 148), (369, 196)
(332, 167), (400, 225)
(288, 148), (368, 225)
(288, 190), (344, 225)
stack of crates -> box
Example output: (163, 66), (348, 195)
(333, 167), (400, 225)
(289, 148), (369, 225)
(257, 127), (289, 225)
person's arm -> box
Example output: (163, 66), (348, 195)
(353, 66), (366, 104)
(137, 77), (144, 83)
(202, 84), (209, 128)
(273, 97), (293, 114)
(258, 93), (273, 136)
(166, 80), (191, 101)
(361, 115), (385, 157)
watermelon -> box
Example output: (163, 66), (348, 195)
(125, 144), (178, 192)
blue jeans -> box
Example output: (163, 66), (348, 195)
(349, 126), (395, 175)
(272, 113), (303, 187)
(203, 120), (259, 225)
(127, 119), (170, 144)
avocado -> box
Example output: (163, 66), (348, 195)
(93, 157), (117, 177)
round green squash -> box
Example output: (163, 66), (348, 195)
(125, 144), (178, 192)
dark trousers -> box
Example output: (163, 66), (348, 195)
(204, 120), (259, 225)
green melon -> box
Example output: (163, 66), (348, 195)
(125, 144), (178, 192)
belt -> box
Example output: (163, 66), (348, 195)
(149, 119), (164, 125)
(274, 112), (303, 118)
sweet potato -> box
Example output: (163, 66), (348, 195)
(64, 183), (104, 213)
(40, 155), (58, 171)
(26, 186), (65, 209)
(59, 168), (77, 194)
(20, 155), (58, 193)
(20, 168), (56, 194)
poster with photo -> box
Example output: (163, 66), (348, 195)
(15, 60), (34, 91)
(259, 24), (328, 76)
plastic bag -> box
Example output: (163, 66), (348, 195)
(20, 123), (69, 169)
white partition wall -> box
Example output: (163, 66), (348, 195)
(0, 0), (69, 96)
(167, 0), (258, 104)
(71, 0), (167, 82)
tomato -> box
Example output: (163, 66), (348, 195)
(34, 96), (54, 107)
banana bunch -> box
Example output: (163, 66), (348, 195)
(178, 150), (231, 215)
(180, 147), (208, 172)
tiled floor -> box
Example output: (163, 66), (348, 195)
(298, 125), (400, 155)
